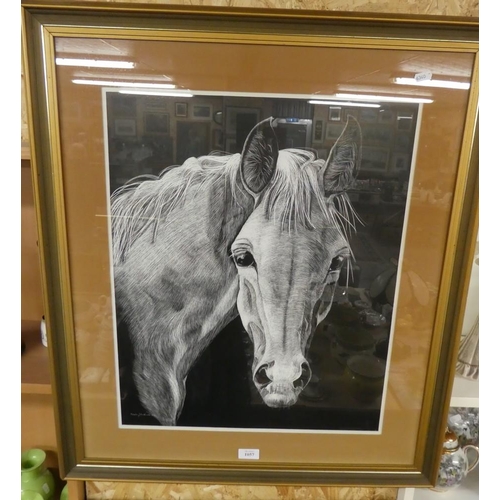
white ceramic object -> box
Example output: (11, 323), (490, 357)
(448, 407), (479, 447)
(40, 316), (47, 347)
(433, 428), (479, 492)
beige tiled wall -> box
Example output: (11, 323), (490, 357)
(21, 0), (478, 498)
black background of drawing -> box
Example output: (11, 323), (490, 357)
(118, 316), (382, 431)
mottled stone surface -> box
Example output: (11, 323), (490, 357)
(85, 482), (398, 499)
(66, 0), (479, 17)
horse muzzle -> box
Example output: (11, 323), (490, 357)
(253, 359), (312, 408)
(259, 382), (300, 408)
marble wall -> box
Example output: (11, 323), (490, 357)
(21, 0), (478, 498)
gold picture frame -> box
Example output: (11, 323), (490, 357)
(22, 1), (478, 488)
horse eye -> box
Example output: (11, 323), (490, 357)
(234, 251), (256, 268)
(329, 255), (345, 273)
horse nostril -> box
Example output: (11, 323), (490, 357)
(294, 362), (312, 389)
(255, 365), (272, 387)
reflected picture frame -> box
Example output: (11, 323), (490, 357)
(114, 118), (136, 137)
(326, 122), (346, 142)
(313, 119), (324, 143)
(143, 111), (169, 135)
(328, 106), (342, 121)
(192, 103), (212, 120)
(361, 147), (390, 171)
(175, 102), (188, 117)
(22, 1), (478, 488)
(391, 152), (411, 172)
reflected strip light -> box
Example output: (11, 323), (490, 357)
(119, 90), (193, 97)
(72, 79), (176, 89)
(56, 58), (135, 69)
(394, 78), (470, 90)
(308, 100), (380, 108)
(334, 93), (433, 104)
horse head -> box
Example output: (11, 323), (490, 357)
(231, 117), (361, 408)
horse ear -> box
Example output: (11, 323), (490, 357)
(322, 116), (361, 197)
(239, 117), (279, 196)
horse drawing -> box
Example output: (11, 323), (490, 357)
(111, 115), (361, 426)
(230, 116), (361, 409)
(111, 118), (280, 426)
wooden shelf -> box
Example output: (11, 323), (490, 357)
(21, 142), (31, 161)
(397, 373), (479, 500)
(450, 375), (479, 408)
(21, 320), (52, 394)
(398, 465), (479, 500)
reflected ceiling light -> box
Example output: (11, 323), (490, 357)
(334, 93), (433, 104)
(394, 78), (470, 90)
(308, 100), (380, 108)
(72, 79), (176, 89)
(118, 90), (193, 97)
(56, 58), (135, 69)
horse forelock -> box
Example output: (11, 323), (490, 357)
(111, 153), (242, 262)
(262, 149), (359, 243)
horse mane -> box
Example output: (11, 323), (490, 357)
(111, 152), (241, 262)
(263, 148), (360, 243)
(111, 147), (360, 264)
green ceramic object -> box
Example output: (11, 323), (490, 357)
(60, 484), (68, 500)
(21, 448), (55, 500)
(21, 491), (44, 500)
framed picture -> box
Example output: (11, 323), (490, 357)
(143, 95), (169, 111)
(362, 124), (394, 147)
(114, 118), (136, 136)
(343, 108), (358, 121)
(397, 112), (414, 131)
(175, 102), (188, 117)
(192, 104), (212, 119)
(22, 2), (478, 488)
(360, 147), (390, 171)
(358, 108), (379, 122)
(313, 120), (324, 143)
(391, 152), (411, 172)
(143, 112), (169, 135)
(111, 94), (137, 117)
(326, 122), (346, 141)
(328, 106), (342, 121)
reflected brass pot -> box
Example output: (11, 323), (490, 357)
(344, 354), (386, 403)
